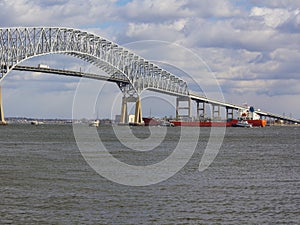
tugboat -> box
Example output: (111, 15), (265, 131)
(232, 120), (252, 128)
(233, 106), (266, 127)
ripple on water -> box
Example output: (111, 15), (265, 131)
(0, 125), (299, 224)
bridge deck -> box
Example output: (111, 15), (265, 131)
(13, 65), (129, 84)
(12, 65), (300, 124)
(190, 93), (300, 124)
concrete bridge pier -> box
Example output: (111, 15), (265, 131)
(0, 86), (7, 125)
(120, 95), (128, 124)
(176, 97), (192, 120)
(196, 101), (206, 120)
(134, 96), (143, 124)
(120, 94), (143, 125)
(212, 104), (221, 120)
(226, 107), (234, 120)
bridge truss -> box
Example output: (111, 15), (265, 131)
(0, 27), (188, 95)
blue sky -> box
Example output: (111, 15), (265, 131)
(0, 0), (300, 119)
(117, 0), (132, 6)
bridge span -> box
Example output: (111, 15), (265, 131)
(13, 65), (130, 85)
(189, 93), (300, 124)
(0, 27), (190, 124)
(12, 65), (300, 125)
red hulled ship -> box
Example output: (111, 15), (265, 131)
(143, 106), (266, 127)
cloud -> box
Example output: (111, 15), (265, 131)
(0, 0), (118, 27)
(249, 6), (300, 34)
(0, 0), (299, 118)
(125, 19), (187, 42)
(121, 0), (191, 23)
(119, 0), (242, 26)
(254, 48), (300, 79)
(250, 7), (291, 28)
(279, 9), (300, 33)
(249, 0), (300, 9)
(181, 18), (277, 51)
(182, 0), (242, 18)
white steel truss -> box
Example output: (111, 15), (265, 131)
(0, 27), (188, 96)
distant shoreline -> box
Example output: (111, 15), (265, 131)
(4, 117), (114, 125)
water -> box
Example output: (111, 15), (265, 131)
(0, 125), (299, 224)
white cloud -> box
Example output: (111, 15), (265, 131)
(0, 0), (117, 27)
(278, 9), (300, 33)
(121, 0), (192, 22)
(0, 0), (299, 118)
(250, 7), (292, 28)
(118, 0), (243, 28)
(125, 19), (187, 41)
(185, 0), (242, 18)
(249, 0), (300, 9)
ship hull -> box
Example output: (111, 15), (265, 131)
(143, 117), (174, 127)
(240, 119), (267, 127)
(171, 119), (266, 127)
(143, 118), (162, 126)
(171, 121), (231, 127)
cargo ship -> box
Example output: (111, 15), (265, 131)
(171, 120), (233, 127)
(171, 119), (266, 127)
(143, 106), (267, 127)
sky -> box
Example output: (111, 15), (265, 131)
(0, 0), (300, 119)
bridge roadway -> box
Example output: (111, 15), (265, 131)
(13, 65), (300, 124)
(189, 93), (300, 124)
(13, 65), (129, 84)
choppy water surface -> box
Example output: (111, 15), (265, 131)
(0, 125), (299, 224)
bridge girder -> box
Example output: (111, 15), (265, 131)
(0, 27), (189, 96)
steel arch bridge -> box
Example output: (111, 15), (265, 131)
(0, 27), (190, 124)
(1, 27), (299, 125)
(0, 27), (188, 96)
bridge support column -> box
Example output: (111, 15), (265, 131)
(176, 97), (192, 120)
(226, 107), (234, 120)
(0, 86), (7, 125)
(197, 101), (206, 120)
(120, 95), (128, 124)
(134, 96), (143, 124)
(120, 94), (143, 125)
(212, 104), (221, 121)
